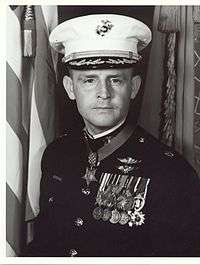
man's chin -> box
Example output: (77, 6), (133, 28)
(92, 118), (118, 127)
(88, 119), (120, 132)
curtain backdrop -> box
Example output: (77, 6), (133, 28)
(193, 7), (200, 177)
(6, 5), (57, 256)
(140, 6), (200, 176)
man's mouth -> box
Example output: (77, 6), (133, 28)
(93, 106), (113, 109)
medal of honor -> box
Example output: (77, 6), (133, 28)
(82, 167), (97, 186)
(82, 151), (98, 186)
(110, 209), (121, 224)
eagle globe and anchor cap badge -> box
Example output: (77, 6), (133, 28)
(96, 19), (114, 36)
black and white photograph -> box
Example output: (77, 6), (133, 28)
(4, 2), (200, 262)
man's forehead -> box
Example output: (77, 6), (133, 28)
(71, 67), (133, 77)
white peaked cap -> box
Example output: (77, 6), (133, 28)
(49, 14), (152, 67)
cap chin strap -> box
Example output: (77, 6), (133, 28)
(62, 50), (140, 62)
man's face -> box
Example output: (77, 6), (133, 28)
(64, 67), (140, 135)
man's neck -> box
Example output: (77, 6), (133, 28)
(86, 119), (126, 140)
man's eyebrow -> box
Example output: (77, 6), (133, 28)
(77, 73), (126, 80)
(108, 74), (124, 78)
(78, 74), (98, 79)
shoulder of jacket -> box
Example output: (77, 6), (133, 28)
(136, 126), (197, 178)
(41, 130), (83, 169)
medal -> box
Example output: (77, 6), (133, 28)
(93, 206), (103, 220)
(133, 194), (145, 211)
(119, 211), (130, 225)
(110, 209), (121, 224)
(96, 180), (117, 208)
(128, 211), (145, 226)
(102, 208), (112, 221)
(82, 167), (97, 186)
(117, 193), (134, 211)
(82, 151), (98, 186)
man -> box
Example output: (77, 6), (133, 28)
(27, 14), (200, 257)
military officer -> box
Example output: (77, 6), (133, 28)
(26, 14), (200, 257)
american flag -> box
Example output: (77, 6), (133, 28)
(6, 5), (58, 256)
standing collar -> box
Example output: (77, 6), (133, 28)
(86, 118), (126, 140)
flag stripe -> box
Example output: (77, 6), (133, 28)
(21, 58), (35, 135)
(26, 80), (46, 219)
(6, 63), (28, 144)
(11, 5), (24, 22)
(41, 5), (58, 33)
(6, 183), (22, 256)
(26, 196), (35, 222)
(6, 241), (16, 257)
(7, 7), (22, 82)
(23, 60), (37, 221)
(34, 6), (56, 144)
(41, 6), (58, 74)
(6, 123), (23, 203)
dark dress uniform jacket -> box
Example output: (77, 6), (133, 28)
(27, 125), (200, 257)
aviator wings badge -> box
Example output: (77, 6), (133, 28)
(117, 157), (142, 174)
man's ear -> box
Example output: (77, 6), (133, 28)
(63, 75), (76, 100)
(130, 75), (142, 99)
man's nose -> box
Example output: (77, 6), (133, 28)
(97, 80), (111, 99)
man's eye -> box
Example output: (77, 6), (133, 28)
(111, 78), (122, 84)
(84, 78), (95, 84)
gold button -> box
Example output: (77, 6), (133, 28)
(69, 248), (78, 257)
(48, 196), (54, 203)
(74, 217), (84, 227)
(164, 151), (174, 158)
(81, 187), (91, 195)
(139, 137), (145, 143)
